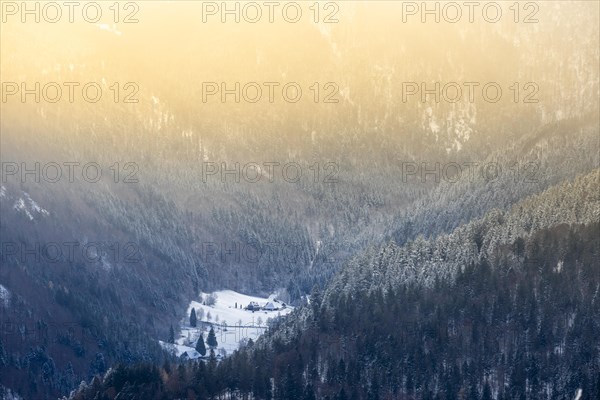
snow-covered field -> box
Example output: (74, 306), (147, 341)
(160, 290), (293, 359)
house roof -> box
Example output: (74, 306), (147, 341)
(180, 349), (202, 359)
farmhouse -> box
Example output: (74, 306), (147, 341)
(245, 301), (261, 311)
(180, 349), (202, 361)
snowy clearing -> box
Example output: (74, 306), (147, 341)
(160, 290), (293, 359)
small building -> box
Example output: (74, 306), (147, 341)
(180, 349), (202, 360)
(263, 302), (277, 311)
(245, 301), (261, 311)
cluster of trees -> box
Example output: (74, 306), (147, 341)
(4, 0), (599, 303)
(1, 167), (597, 400)
(330, 171), (599, 293)
(1, 147), (597, 400)
(192, 329), (218, 358)
(299, 223), (600, 399)
(64, 172), (600, 398)
(66, 221), (600, 399)
(391, 117), (600, 247)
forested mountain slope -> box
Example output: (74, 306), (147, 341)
(390, 115), (599, 245)
(1, 2), (598, 398)
(331, 170), (599, 294)
(66, 170), (600, 400)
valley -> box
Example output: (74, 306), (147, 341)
(161, 290), (294, 358)
(0, 2), (598, 399)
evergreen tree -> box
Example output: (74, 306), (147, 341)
(196, 333), (207, 356)
(310, 284), (322, 316)
(0, 338), (6, 366)
(169, 325), (175, 344)
(190, 308), (197, 327)
(64, 361), (75, 390)
(482, 382), (492, 400)
(207, 327), (218, 349)
(163, 360), (171, 374)
(303, 384), (317, 400)
(282, 364), (302, 400)
(209, 348), (217, 363)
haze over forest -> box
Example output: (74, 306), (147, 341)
(0, 1), (598, 399)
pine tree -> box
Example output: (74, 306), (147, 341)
(207, 327), (218, 349)
(196, 333), (207, 356)
(482, 382), (492, 400)
(310, 284), (322, 326)
(163, 359), (172, 374)
(64, 361), (75, 389)
(310, 284), (322, 312)
(0, 338), (6, 366)
(282, 364), (302, 400)
(303, 384), (316, 400)
(190, 308), (197, 327)
(169, 325), (175, 344)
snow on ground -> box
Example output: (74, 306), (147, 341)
(158, 341), (203, 361)
(26, 193), (49, 216)
(12, 192), (49, 220)
(160, 290), (293, 359)
(0, 385), (24, 400)
(0, 284), (10, 307)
